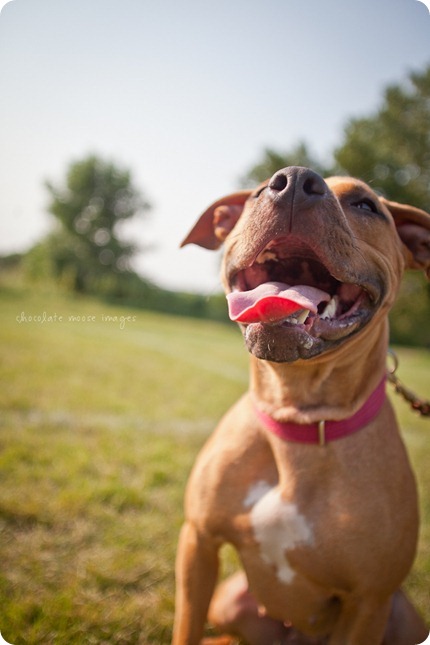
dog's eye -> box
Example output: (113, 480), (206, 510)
(353, 199), (379, 214)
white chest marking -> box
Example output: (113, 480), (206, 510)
(244, 480), (313, 584)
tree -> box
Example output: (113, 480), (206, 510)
(237, 66), (430, 346)
(240, 142), (333, 187)
(42, 154), (150, 292)
(241, 65), (430, 210)
(335, 65), (430, 211)
(333, 65), (430, 346)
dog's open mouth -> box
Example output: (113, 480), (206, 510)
(227, 238), (376, 342)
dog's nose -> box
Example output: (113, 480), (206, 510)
(268, 166), (327, 206)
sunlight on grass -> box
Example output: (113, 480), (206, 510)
(0, 285), (429, 643)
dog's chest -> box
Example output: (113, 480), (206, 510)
(242, 480), (314, 585)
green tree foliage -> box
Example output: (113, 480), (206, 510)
(334, 65), (430, 346)
(335, 66), (430, 211)
(239, 65), (430, 346)
(242, 65), (430, 209)
(30, 155), (150, 293)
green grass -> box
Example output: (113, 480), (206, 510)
(0, 282), (429, 643)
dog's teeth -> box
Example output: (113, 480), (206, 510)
(255, 250), (278, 264)
(296, 309), (310, 324)
(320, 296), (338, 320)
(285, 309), (310, 325)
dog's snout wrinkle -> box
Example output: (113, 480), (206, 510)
(267, 167), (328, 234)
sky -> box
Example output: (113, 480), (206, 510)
(0, 0), (429, 294)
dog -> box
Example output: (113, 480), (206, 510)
(173, 166), (430, 644)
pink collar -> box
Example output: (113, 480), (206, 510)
(254, 378), (387, 446)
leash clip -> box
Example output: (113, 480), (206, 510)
(387, 349), (430, 417)
(387, 349), (399, 377)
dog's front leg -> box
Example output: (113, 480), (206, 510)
(173, 520), (220, 645)
(329, 596), (391, 645)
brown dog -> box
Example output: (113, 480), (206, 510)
(174, 167), (430, 645)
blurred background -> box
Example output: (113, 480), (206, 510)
(0, 2), (429, 643)
(0, 0), (429, 294)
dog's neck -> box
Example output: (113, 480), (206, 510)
(249, 321), (389, 425)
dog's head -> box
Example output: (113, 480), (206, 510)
(182, 166), (430, 362)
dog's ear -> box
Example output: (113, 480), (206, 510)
(180, 190), (252, 250)
(381, 198), (430, 279)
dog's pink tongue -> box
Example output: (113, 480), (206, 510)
(227, 282), (330, 324)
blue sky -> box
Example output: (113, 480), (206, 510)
(0, 0), (429, 293)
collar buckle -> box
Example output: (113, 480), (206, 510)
(318, 420), (326, 447)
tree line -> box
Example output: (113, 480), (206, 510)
(2, 64), (430, 345)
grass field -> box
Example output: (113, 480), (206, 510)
(0, 281), (429, 644)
